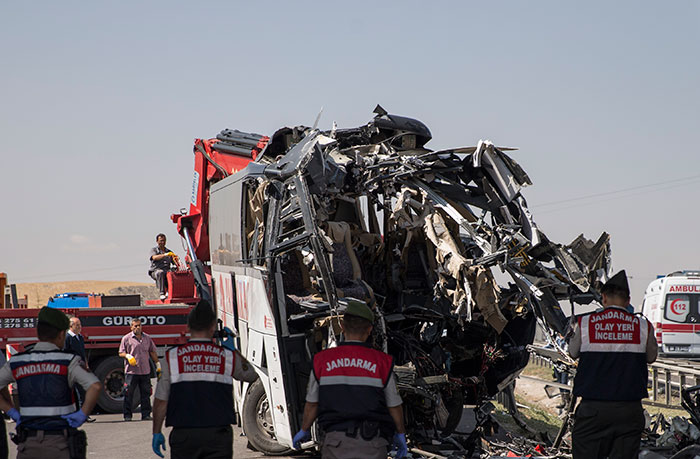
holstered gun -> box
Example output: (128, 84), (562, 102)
(67, 428), (87, 459)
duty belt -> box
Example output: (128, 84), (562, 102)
(326, 420), (389, 441)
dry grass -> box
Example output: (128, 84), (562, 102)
(492, 396), (563, 438)
(522, 362), (558, 381)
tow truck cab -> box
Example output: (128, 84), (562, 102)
(642, 271), (700, 355)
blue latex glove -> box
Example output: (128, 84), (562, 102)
(60, 410), (87, 428)
(6, 408), (20, 424)
(152, 433), (166, 458)
(292, 429), (310, 449)
(393, 433), (407, 458)
(222, 327), (236, 351)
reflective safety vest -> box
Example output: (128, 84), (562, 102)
(313, 342), (395, 433)
(9, 350), (76, 430)
(573, 307), (650, 401)
(165, 340), (236, 428)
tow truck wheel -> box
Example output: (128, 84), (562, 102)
(242, 380), (292, 455)
(93, 356), (139, 414)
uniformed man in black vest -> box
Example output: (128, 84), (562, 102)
(0, 307), (101, 459)
(569, 270), (658, 459)
(151, 302), (258, 459)
(293, 300), (408, 459)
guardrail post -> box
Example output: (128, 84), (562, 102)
(681, 373), (687, 394)
(652, 368), (658, 402)
(665, 370), (672, 406)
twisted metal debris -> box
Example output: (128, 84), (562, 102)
(232, 105), (612, 454)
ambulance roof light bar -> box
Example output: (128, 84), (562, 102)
(666, 270), (700, 278)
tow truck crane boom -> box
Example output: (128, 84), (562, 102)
(170, 129), (270, 304)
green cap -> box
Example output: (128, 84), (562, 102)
(37, 307), (70, 331)
(343, 299), (375, 323)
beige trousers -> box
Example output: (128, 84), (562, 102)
(321, 431), (389, 459)
(17, 431), (70, 459)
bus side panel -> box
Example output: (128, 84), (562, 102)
(213, 271), (236, 331)
(237, 271), (293, 448)
(264, 334), (292, 446)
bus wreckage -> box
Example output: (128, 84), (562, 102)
(200, 106), (611, 456)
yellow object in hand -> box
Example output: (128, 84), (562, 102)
(125, 354), (137, 366)
(166, 251), (175, 258)
(156, 361), (162, 381)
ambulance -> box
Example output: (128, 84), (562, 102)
(641, 271), (700, 355)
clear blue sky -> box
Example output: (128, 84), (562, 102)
(1, 1), (698, 306)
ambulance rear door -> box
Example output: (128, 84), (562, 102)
(641, 281), (663, 347)
(661, 278), (700, 355)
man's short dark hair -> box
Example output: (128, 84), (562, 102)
(37, 322), (62, 341)
(156, 233), (166, 241)
(342, 314), (372, 335)
(188, 302), (217, 331)
(131, 317), (142, 325)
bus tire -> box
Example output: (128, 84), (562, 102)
(93, 356), (139, 414)
(241, 380), (292, 455)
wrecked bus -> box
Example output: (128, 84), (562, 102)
(642, 271), (700, 355)
(196, 106), (611, 454)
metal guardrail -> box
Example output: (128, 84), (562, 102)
(527, 349), (700, 409)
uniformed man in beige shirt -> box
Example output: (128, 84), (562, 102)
(0, 307), (101, 459)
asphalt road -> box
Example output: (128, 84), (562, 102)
(5, 414), (312, 459)
(3, 388), (512, 458)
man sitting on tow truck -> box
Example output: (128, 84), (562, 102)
(149, 233), (176, 301)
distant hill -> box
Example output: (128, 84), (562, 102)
(16, 281), (157, 308)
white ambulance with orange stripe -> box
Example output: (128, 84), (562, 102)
(641, 271), (700, 355)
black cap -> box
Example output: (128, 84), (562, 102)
(187, 300), (216, 331)
(602, 270), (630, 297)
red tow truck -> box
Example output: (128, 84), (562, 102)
(0, 129), (266, 413)
(0, 303), (194, 413)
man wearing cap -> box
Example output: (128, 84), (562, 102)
(0, 307), (101, 459)
(151, 302), (258, 459)
(569, 270), (658, 459)
(293, 300), (408, 459)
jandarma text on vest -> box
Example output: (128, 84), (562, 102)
(177, 343), (224, 357)
(589, 310), (635, 324)
(13, 363), (66, 378)
(325, 357), (377, 373)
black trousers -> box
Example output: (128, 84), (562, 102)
(0, 413), (7, 459)
(572, 399), (645, 459)
(169, 425), (233, 459)
(123, 373), (152, 418)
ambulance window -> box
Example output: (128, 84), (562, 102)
(665, 294), (692, 323)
